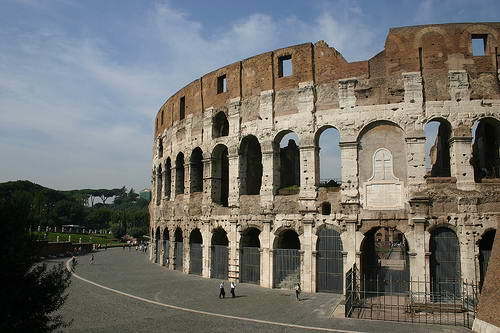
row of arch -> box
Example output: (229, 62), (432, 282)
(152, 225), (496, 293)
(155, 116), (500, 205)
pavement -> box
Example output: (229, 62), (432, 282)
(58, 248), (470, 332)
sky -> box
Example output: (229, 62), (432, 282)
(1, 0), (499, 191)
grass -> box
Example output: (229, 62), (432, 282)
(32, 231), (125, 245)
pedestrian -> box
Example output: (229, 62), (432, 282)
(295, 283), (301, 300)
(89, 253), (95, 265)
(219, 282), (225, 299)
(230, 281), (236, 298)
(71, 256), (77, 271)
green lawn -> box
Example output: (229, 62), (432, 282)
(32, 231), (125, 245)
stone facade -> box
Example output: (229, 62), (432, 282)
(149, 23), (500, 294)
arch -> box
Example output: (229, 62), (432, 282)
(320, 202), (331, 215)
(316, 227), (343, 293)
(162, 228), (170, 266)
(211, 144), (229, 207)
(425, 118), (451, 177)
(156, 164), (162, 205)
(360, 227), (410, 294)
(189, 228), (203, 275)
(472, 117), (500, 182)
(174, 227), (184, 271)
(165, 157), (172, 199)
(175, 152), (185, 195)
(157, 136), (163, 158)
(240, 227), (261, 284)
(429, 227), (461, 297)
(274, 130), (300, 193)
(211, 227), (229, 279)
(273, 229), (300, 289)
(315, 126), (341, 188)
(154, 226), (161, 264)
(212, 111), (229, 138)
(239, 135), (262, 195)
(479, 229), (496, 291)
(190, 147), (203, 193)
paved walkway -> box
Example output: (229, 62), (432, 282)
(59, 248), (469, 332)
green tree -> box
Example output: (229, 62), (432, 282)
(0, 191), (72, 331)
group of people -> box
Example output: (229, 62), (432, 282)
(218, 281), (302, 300)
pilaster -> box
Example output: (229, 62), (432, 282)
(339, 141), (359, 204)
(450, 136), (475, 190)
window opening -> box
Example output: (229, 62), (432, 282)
(211, 145), (229, 207)
(217, 74), (227, 94)
(317, 127), (341, 187)
(321, 202), (331, 215)
(277, 132), (300, 194)
(158, 137), (163, 158)
(161, 110), (164, 125)
(175, 153), (185, 195)
(424, 120), (451, 177)
(278, 55), (292, 77)
(190, 148), (203, 193)
(239, 135), (262, 195)
(180, 96), (185, 120)
(472, 118), (500, 181)
(212, 111), (229, 138)
(472, 34), (487, 56)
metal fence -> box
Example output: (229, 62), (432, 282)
(345, 264), (478, 328)
(211, 245), (229, 279)
(174, 241), (183, 271)
(162, 240), (169, 266)
(154, 239), (160, 263)
(273, 249), (300, 288)
(189, 243), (202, 275)
(240, 247), (260, 284)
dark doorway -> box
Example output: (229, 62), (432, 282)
(190, 148), (203, 193)
(156, 165), (162, 205)
(189, 228), (203, 275)
(239, 228), (261, 284)
(155, 227), (160, 264)
(211, 145), (229, 207)
(472, 118), (500, 181)
(165, 158), (171, 199)
(174, 228), (183, 271)
(278, 133), (300, 190)
(316, 228), (343, 293)
(479, 229), (496, 291)
(425, 119), (451, 177)
(273, 230), (300, 288)
(211, 228), (229, 279)
(430, 227), (461, 298)
(162, 228), (170, 266)
(360, 227), (410, 294)
(239, 135), (263, 195)
(175, 153), (185, 195)
(213, 111), (229, 138)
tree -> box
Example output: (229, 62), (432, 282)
(0, 191), (72, 331)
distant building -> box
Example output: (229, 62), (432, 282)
(139, 188), (151, 201)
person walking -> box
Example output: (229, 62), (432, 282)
(230, 282), (236, 298)
(295, 283), (301, 300)
(89, 253), (95, 265)
(219, 282), (225, 299)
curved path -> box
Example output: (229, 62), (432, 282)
(59, 248), (468, 332)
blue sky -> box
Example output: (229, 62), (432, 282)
(0, 0), (498, 191)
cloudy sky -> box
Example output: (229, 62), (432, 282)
(0, 0), (498, 191)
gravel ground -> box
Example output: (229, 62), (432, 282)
(58, 248), (470, 333)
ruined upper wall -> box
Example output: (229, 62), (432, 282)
(154, 22), (500, 135)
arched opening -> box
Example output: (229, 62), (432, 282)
(154, 226), (161, 264)
(239, 135), (262, 195)
(190, 148), (203, 193)
(239, 227), (261, 284)
(274, 131), (300, 194)
(479, 229), (496, 291)
(430, 227), (461, 297)
(162, 229), (170, 266)
(273, 229), (300, 288)
(212, 111), (229, 138)
(425, 119), (451, 177)
(189, 228), (203, 275)
(316, 126), (341, 187)
(175, 153), (185, 195)
(472, 117), (500, 182)
(165, 158), (171, 199)
(174, 228), (183, 271)
(360, 227), (409, 294)
(211, 144), (229, 207)
(316, 228), (343, 293)
(156, 165), (162, 206)
(321, 202), (331, 215)
(211, 228), (229, 279)
(158, 137), (163, 158)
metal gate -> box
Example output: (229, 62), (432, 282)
(211, 245), (228, 279)
(162, 240), (169, 266)
(430, 228), (461, 298)
(174, 241), (183, 271)
(273, 249), (300, 288)
(190, 243), (203, 275)
(316, 229), (343, 293)
(155, 239), (160, 263)
(240, 247), (260, 284)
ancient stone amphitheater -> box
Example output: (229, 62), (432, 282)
(149, 23), (499, 297)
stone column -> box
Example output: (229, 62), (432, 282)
(202, 158), (213, 213)
(170, 164), (176, 201)
(260, 142), (275, 211)
(228, 97), (241, 137)
(184, 161), (191, 195)
(229, 219), (239, 281)
(299, 143), (317, 212)
(202, 221), (211, 278)
(261, 220), (272, 288)
(339, 141), (359, 204)
(405, 135), (426, 189)
(228, 150), (240, 207)
(202, 107), (214, 142)
(301, 218), (314, 293)
(168, 230), (175, 269)
(183, 233), (190, 274)
(259, 90), (274, 132)
(450, 136), (475, 190)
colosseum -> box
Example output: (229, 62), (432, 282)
(149, 23), (499, 298)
